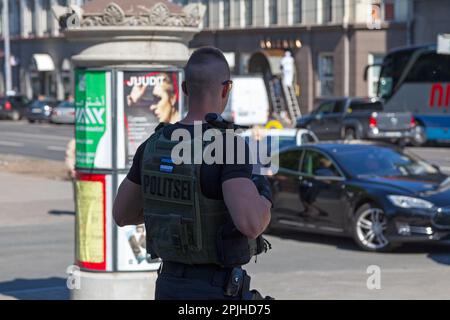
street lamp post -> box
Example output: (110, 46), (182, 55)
(3, 0), (12, 94)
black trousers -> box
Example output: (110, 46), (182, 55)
(155, 262), (254, 300)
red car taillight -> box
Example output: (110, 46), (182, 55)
(4, 101), (11, 110)
(410, 116), (416, 127)
(369, 115), (377, 127)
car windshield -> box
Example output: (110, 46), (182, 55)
(30, 100), (55, 108)
(244, 135), (296, 156)
(57, 101), (74, 108)
(333, 146), (439, 177)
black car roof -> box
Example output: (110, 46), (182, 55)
(387, 44), (436, 56)
(284, 140), (397, 154)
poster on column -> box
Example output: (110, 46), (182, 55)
(116, 174), (161, 271)
(122, 70), (182, 167)
(75, 69), (112, 169)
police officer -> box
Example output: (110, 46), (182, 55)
(113, 47), (273, 300)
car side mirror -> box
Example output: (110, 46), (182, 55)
(314, 168), (337, 177)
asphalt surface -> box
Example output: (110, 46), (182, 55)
(0, 170), (449, 300)
(0, 120), (449, 172)
(0, 120), (450, 299)
(0, 120), (73, 161)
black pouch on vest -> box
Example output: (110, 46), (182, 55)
(216, 221), (251, 267)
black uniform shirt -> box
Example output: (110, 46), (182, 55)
(126, 122), (253, 199)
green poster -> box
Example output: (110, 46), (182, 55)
(75, 70), (109, 169)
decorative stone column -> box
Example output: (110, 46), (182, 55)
(57, 0), (205, 68)
(53, 0), (205, 300)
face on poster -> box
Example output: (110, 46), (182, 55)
(124, 71), (181, 166)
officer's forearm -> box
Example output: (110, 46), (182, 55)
(259, 196), (272, 231)
(223, 178), (272, 239)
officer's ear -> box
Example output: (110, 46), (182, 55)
(182, 81), (188, 96)
(221, 83), (230, 99)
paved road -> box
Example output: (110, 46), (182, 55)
(0, 170), (449, 299)
(0, 120), (450, 172)
(0, 120), (73, 161)
(406, 146), (450, 174)
(0, 120), (450, 299)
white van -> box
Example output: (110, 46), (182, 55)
(221, 75), (270, 126)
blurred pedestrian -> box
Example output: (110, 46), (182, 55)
(280, 50), (295, 87)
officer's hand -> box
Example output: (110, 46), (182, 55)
(251, 175), (273, 207)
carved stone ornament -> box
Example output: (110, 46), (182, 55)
(69, 2), (204, 29)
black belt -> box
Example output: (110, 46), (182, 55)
(159, 261), (236, 287)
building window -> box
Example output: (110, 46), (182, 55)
(322, 0), (332, 23)
(318, 54), (334, 97)
(368, 54), (383, 97)
(269, 0), (277, 25)
(383, 0), (395, 21)
(244, 0), (253, 26)
(0, 2), (3, 37)
(293, 0), (302, 24)
(43, 0), (53, 34)
(13, 0), (21, 36)
(223, 0), (230, 27)
(27, 0), (37, 35)
(202, 0), (209, 28)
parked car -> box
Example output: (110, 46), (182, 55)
(25, 98), (59, 123)
(0, 95), (31, 121)
(297, 97), (416, 143)
(50, 100), (75, 124)
(240, 128), (318, 150)
(269, 142), (450, 252)
(239, 128), (318, 175)
(221, 75), (270, 126)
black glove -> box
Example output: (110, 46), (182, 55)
(251, 174), (273, 207)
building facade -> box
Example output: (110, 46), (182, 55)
(0, 0), (90, 99)
(0, 0), (448, 107)
(172, 0), (412, 113)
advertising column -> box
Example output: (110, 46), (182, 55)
(115, 69), (183, 271)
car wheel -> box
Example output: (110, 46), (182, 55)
(411, 125), (427, 147)
(352, 203), (398, 252)
(343, 127), (356, 141)
(10, 111), (20, 121)
(28, 119), (35, 123)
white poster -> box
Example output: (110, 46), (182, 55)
(116, 174), (161, 271)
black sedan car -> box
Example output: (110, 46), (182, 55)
(269, 142), (450, 252)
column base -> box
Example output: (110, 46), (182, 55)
(70, 271), (157, 300)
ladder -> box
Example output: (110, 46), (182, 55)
(268, 78), (284, 116)
(282, 84), (302, 124)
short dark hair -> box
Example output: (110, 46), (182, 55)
(184, 46), (230, 96)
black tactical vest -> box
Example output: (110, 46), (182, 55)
(141, 124), (268, 267)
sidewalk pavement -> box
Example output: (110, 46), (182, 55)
(0, 172), (74, 300)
